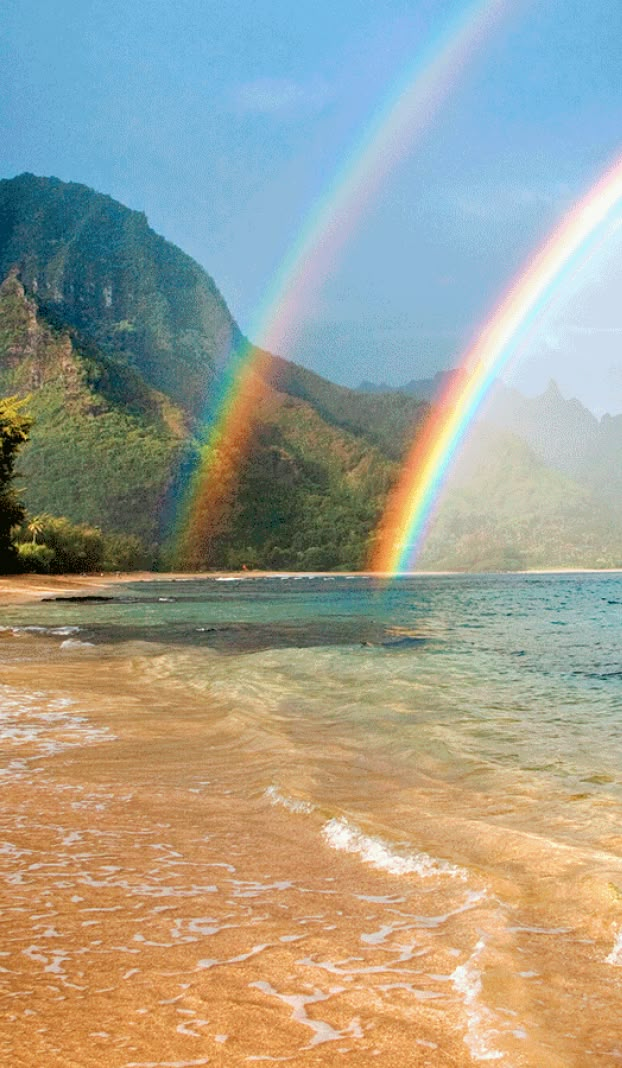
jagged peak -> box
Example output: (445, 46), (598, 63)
(540, 378), (564, 401)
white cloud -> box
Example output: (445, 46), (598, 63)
(232, 77), (332, 117)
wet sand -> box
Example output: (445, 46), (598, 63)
(1, 635), (474, 1067)
(0, 572), (222, 605)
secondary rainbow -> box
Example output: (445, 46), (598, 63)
(175, 0), (510, 563)
(370, 152), (622, 574)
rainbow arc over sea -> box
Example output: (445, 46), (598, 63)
(370, 153), (622, 574)
(175, 0), (508, 564)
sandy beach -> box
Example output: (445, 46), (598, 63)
(3, 571), (622, 1065)
(0, 572), (205, 605)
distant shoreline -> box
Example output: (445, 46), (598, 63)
(2, 566), (622, 606)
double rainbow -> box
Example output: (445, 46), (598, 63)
(370, 153), (622, 573)
(175, 0), (508, 564)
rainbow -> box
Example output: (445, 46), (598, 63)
(370, 153), (622, 574)
(175, 0), (509, 565)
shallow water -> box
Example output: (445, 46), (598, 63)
(1, 573), (622, 1065)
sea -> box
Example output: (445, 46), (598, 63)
(1, 572), (622, 1067)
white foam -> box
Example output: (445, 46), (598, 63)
(197, 941), (273, 970)
(0, 684), (113, 780)
(265, 785), (314, 814)
(1, 625), (81, 636)
(607, 928), (622, 965)
(321, 818), (464, 879)
(250, 980), (363, 1048)
(451, 939), (504, 1062)
(60, 639), (95, 650)
(175, 1014), (209, 1038)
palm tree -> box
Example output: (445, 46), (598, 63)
(26, 514), (50, 544)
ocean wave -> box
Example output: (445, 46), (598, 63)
(0, 625), (81, 637)
(60, 638), (95, 650)
(265, 785), (314, 814)
(321, 817), (465, 879)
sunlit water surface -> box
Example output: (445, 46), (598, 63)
(1, 573), (622, 1066)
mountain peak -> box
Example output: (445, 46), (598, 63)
(0, 174), (240, 414)
(543, 378), (563, 399)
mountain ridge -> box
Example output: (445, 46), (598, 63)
(0, 172), (241, 415)
(2, 173), (621, 572)
(0, 174), (428, 570)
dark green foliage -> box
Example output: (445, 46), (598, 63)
(266, 355), (427, 459)
(0, 273), (185, 550)
(172, 394), (399, 571)
(0, 395), (31, 573)
(15, 541), (55, 573)
(16, 516), (103, 572)
(0, 173), (241, 414)
(14, 515), (148, 573)
(19, 384), (180, 542)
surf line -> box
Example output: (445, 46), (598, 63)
(370, 152), (622, 574)
(173, 0), (511, 565)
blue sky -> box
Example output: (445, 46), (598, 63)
(2, 0), (622, 411)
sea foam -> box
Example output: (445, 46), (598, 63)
(451, 939), (504, 1062)
(265, 785), (314, 814)
(606, 927), (622, 965)
(321, 817), (464, 879)
(0, 625), (81, 637)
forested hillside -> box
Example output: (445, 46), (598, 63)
(0, 173), (240, 415)
(0, 272), (186, 551)
(1, 172), (621, 573)
(0, 175), (428, 571)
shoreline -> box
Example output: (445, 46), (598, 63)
(1, 565), (622, 1064)
(2, 565), (622, 606)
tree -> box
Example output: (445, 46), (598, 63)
(26, 514), (51, 544)
(0, 397), (31, 573)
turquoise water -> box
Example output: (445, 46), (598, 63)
(4, 572), (622, 789)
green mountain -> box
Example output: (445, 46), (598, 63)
(1, 172), (620, 573)
(355, 376), (622, 571)
(0, 271), (186, 552)
(0, 173), (240, 415)
(358, 369), (459, 403)
(0, 174), (427, 571)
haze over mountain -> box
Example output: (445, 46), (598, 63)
(1, 173), (621, 572)
(358, 370), (459, 402)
